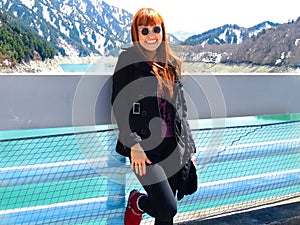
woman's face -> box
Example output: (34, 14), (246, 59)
(138, 24), (163, 52)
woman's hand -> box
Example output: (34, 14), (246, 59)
(191, 153), (197, 166)
(131, 143), (152, 176)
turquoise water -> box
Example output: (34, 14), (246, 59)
(60, 63), (115, 73)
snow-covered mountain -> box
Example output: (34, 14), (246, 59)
(0, 0), (133, 56)
(172, 30), (197, 42)
(0, 0), (283, 57)
(182, 21), (279, 46)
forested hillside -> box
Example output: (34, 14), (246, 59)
(0, 10), (56, 67)
(221, 18), (300, 67)
(175, 17), (300, 68)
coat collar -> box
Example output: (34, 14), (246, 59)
(123, 46), (155, 74)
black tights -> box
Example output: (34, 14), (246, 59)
(136, 137), (180, 225)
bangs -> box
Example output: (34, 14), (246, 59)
(136, 9), (162, 26)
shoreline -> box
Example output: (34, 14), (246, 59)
(0, 56), (299, 74)
(0, 56), (117, 74)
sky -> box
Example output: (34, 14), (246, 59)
(105, 0), (300, 34)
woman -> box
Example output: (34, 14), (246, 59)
(111, 8), (197, 225)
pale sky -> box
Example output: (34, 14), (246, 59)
(105, 0), (300, 34)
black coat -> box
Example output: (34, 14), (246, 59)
(111, 47), (197, 200)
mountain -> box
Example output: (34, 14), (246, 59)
(175, 18), (300, 67)
(167, 33), (181, 45)
(0, 9), (56, 66)
(172, 31), (197, 42)
(182, 21), (279, 46)
(222, 19), (300, 66)
(1, 0), (299, 69)
(0, 0), (191, 58)
(0, 0), (133, 57)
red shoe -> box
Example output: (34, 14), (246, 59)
(124, 190), (144, 225)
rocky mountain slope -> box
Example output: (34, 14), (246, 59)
(176, 18), (300, 67)
(1, 0), (286, 58)
(183, 21), (279, 46)
(0, 0), (132, 57)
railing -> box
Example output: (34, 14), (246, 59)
(1, 74), (300, 224)
(1, 120), (300, 224)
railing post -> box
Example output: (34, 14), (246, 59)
(106, 152), (126, 224)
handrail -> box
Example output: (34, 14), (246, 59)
(1, 139), (300, 187)
(1, 121), (300, 224)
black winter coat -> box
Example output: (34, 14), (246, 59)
(111, 47), (197, 200)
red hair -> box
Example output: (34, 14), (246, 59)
(131, 8), (181, 98)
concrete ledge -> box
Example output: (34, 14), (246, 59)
(179, 201), (300, 225)
(2, 74), (300, 130)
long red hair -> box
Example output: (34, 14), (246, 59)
(131, 8), (181, 98)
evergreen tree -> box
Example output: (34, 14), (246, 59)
(0, 9), (57, 63)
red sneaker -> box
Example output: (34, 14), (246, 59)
(124, 190), (144, 225)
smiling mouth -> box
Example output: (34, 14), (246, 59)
(146, 40), (157, 44)
(145, 40), (160, 49)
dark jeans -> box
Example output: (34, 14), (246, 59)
(136, 137), (181, 225)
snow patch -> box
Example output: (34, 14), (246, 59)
(57, 37), (79, 57)
(75, 22), (85, 41)
(79, 1), (87, 13)
(60, 4), (73, 15)
(20, 0), (35, 9)
(59, 20), (69, 36)
(3, 59), (12, 66)
(41, 4), (51, 23)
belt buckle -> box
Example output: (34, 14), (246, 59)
(132, 102), (140, 115)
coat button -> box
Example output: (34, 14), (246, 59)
(140, 129), (147, 135)
(141, 110), (147, 117)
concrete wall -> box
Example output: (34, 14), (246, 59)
(1, 74), (300, 130)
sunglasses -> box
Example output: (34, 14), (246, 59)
(140, 26), (162, 36)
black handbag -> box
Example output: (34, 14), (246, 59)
(186, 160), (198, 194)
(177, 159), (198, 201)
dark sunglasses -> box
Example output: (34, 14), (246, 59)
(140, 26), (161, 36)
